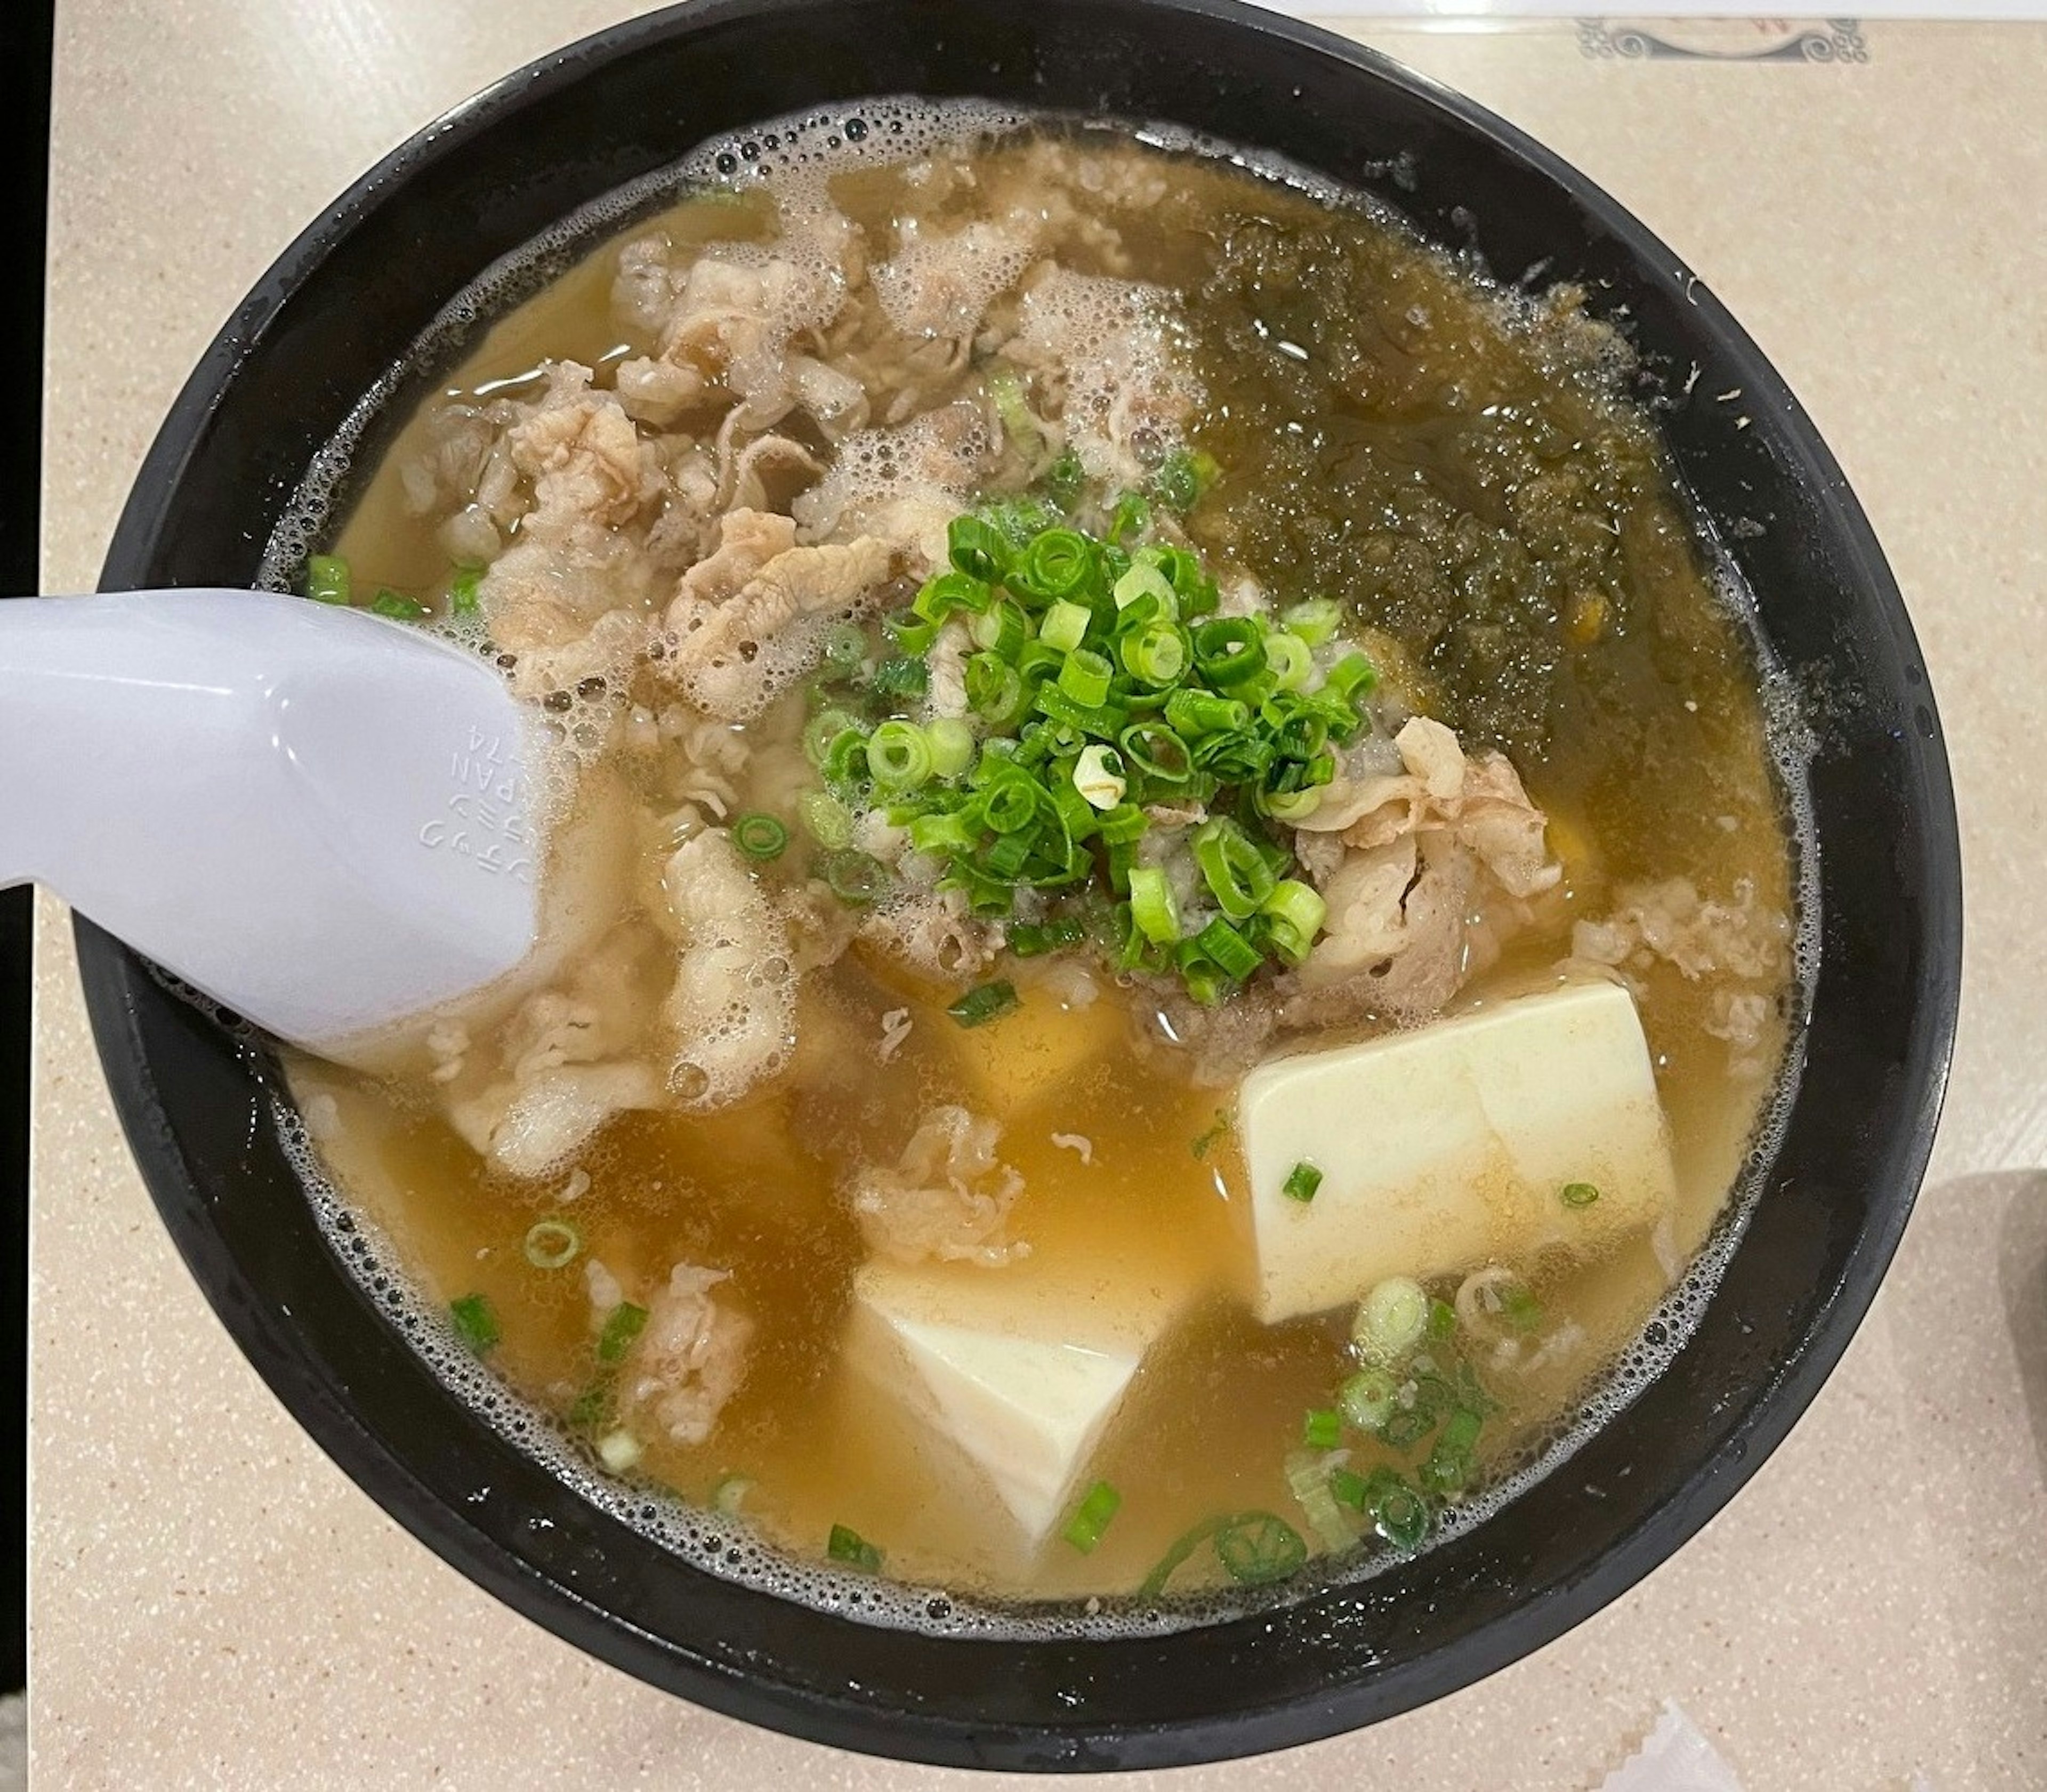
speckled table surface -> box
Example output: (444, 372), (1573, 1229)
(28, 6), (2047, 1788)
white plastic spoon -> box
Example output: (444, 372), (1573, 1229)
(0, 590), (543, 1053)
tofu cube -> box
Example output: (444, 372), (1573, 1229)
(1236, 979), (1677, 1323)
(843, 1257), (1183, 1547)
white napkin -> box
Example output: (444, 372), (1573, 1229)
(1598, 1703), (1746, 1792)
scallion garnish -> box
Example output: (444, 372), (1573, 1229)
(826, 1523), (883, 1571)
(1352, 1275), (1427, 1362)
(820, 848), (890, 906)
(596, 1301), (648, 1363)
(1060, 1479), (1123, 1553)
(305, 553), (351, 606)
(370, 588), (430, 620)
(449, 1293), (499, 1355)
(1560, 1181), (1601, 1208)
(1214, 1512), (1307, 1585)
(947, 979), (1020, 1029)
(1281, 1160), (1323, 1204)
(777, 482), (1390, 1004)
(872, 653), (930, 701)
(449, 564), (484, 617)
(522, 1218), (582, 1270)
(1302, 1407), (1343, 1450)
(1337, 1367), (1397, 1433)
(732, 812), (790, 861)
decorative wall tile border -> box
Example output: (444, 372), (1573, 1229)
(1577, 18), (1870, 58)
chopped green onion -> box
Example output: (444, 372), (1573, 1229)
(1427, 1297), (1458, 1342)
(449, 564), (484, 617)
(597, 1430), (643, 1473)
(1262, 786), (1323, 825)
(1328, 1465), (1371, 1513)
(803, 707), (865, 768)
(597, 1301), (648, 1363)
(887, 612), (938, 655)
(989, 368), (1039, 456)
(1194, 917), (1262, 981)
(1191, 1111), (1230, 1158)
(1281, 598), (1341, 647)
(1073, 743), (1126, 811)
(1164, 688), (1247, 738)
(872, 655), (930, 701)
(1353, 1276), (1429, 1363)
(1120, 619), (1189, 686)
(1042, 446), (1084, 509)
(948, 515), (1009, 584)
(1422, 1407), (1486, 1496)
(1061, 1479), (1123, 1553)
(1112, 559), (1176, 615)
(868, 720), (934, 789)
(711, 1473), (752, 1514)
(1150, 446), (1218, 513)
(1373, 1480), (1431, 1552)
(567, 1375), (613, 1432)
(1016, 528), (1095, 601)
(1009, 917), (1084, 957)
(732, 813), (789, 861)
(1039, 598), (1091, 654)
(1561, 1181), (1601, 1208)
(449, 1293), (499, 1355)
(1214, 1512), (1308, 1586)
(1281, 1160), (1323, 1204)
(1107, 490), (1151, 545)
(305, 553), (351, 606)
(1126, 866), (1179, 945)
(1259, 879), (1327, 965)
(1262, 629), (1312, 690)
(947, 979), (1020, 1028)
(821, 849), (890, 905)
(925, 716), (975, 779)
(798, 790), (853, 850)
(826, 1523), (883, 1571)
(1302, 1407), (1343, 1449)
(522, 1218), (582, 1270)
(822, 620), (868, 673)
(968, 599), (1028, 658)
(1285, 1447), (1359, 1551)
(1323, 651), (1378, 705)
(1501, 1283), (1544, 1331)
(1338, 1366), (1398, 1432)
(1057, 646), (1113, 709)
(965, 653), (1028, 727)
(1380, 1407), (1436, 1451)
(371, 588), (431, 620)
(1191, 818), (1276, 920)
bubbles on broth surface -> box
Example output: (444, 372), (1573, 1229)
(258, 97), (1821, 1635)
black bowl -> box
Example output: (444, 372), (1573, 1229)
(83, 0), (1960, 1770)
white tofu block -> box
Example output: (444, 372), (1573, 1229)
(1237, 979), (1677, 1323)
(844, 1259), (1183, 1546)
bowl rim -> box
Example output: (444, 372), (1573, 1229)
(77, 0), (1962, 1769)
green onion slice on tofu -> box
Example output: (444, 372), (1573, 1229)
(1280, 1160), (1322, 1203)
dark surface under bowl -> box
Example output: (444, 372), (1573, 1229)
(80, 0), (1960, 1771)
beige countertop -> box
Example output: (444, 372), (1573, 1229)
(29, 6), (2047, 1787)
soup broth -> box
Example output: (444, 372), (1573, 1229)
(283, 105), (1799, 1608)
